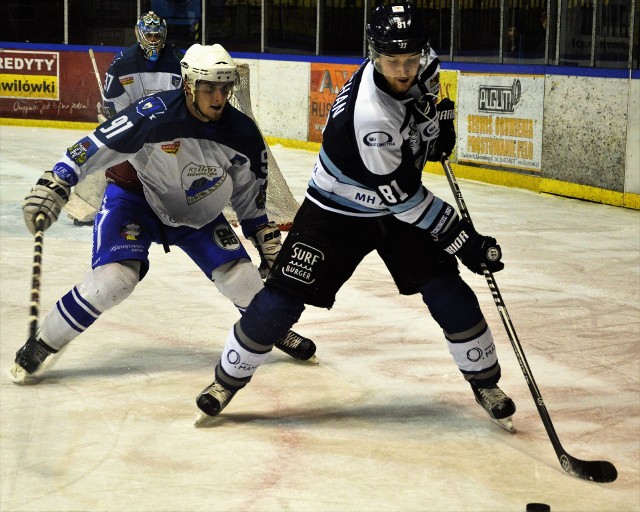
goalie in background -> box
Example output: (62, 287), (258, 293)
(195, 2), (517, 432)
(66, 11), (183, 225)
(10, 43), (318, 386)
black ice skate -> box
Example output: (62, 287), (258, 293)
(8, 337), (58, 384)
(472, 384), (516, 432)
(196, 380), (238, 421)
(274, 330), (319, 364)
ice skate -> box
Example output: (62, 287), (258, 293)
(274, 330), (319, 364)
(195, 379), (238, 425)
(8, 337), (58, 384)
(472, 383), (516, 433)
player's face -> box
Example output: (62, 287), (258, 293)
(376, 53), (421, 94)
(190, 81), (234, 121)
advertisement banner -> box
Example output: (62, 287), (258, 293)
(457, 73), (544, 172)
(308, 62), (360, 143)
(0, 49), (116, 123)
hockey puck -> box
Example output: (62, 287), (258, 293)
(526, 504), (550, 512)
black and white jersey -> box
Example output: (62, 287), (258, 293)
(308, 51), (456, 237)
(53, 89), (268, 233)
(102, 44), (183, 117)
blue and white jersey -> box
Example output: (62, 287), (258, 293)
(53, 89), (269, 233)
(308, 50), (457, 238)
(102, 44), (183, 117)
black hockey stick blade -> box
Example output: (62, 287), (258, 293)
(560, 452), (617, 483)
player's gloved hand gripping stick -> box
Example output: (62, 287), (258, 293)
(440, 155), (617, 484)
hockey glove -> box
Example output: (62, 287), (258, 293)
(22, 171), (71, 234)
(250, 221), (282, 278)
(427, 98), (456, 161)
(437, 218), (504, 275)
(96, 102), (107, 124)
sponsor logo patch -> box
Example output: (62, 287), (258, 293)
(161, 141), (180, 154)
(212, 224), (240, 250)
(281, 242), (324, 285)
(363, 131), (395, 147)
(120, 222), (142, 241)
(120, 75), (134, 86)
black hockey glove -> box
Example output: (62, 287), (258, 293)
(427, 98), (456, 161)
(22, 170), (71, 235)
(437, 218), (504, 275)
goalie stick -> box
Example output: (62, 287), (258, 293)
(440, 156), (617, 484)
(88, 48), (105, 100)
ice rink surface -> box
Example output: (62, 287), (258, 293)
(0, 125), (638, 512)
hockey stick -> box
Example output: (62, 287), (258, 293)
(88, 48), (105, 100)
(8, 213), (47, 383)
(28, 213), (46, 341)
(440, 156), (617, 484)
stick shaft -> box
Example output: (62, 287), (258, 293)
(29, 214), (46, 340)
(88, 48), (105, 100)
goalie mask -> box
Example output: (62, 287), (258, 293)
(136, 11), (167, 62)
(366, 3), (430, 79)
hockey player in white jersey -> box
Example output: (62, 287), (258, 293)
(67, 11), (184, 225)
(10, 43), (317, 385)
(195, 3), (516, 431)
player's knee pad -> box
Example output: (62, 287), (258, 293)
(78, 260), (140, 311)
(212, 259), (264, 309)
(419, 274), (483, 334)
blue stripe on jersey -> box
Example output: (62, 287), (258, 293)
(318, 148), (368, 188)
(387, 187), (427, 215)
(414, 196), (445, 231)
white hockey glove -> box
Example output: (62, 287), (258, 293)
(250, 221), (282, 279)
(96, 102), (107, 124)
(22, 171), (71, 234)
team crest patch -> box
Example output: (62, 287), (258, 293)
(120, 222), (142, 241)
(212, 224), (240, 250)
(281, 242), (324, 285)
(172, 75), (181, 88)
(136, 96), (168, 118)
(182, 163), (226, 204)
(66, 137), (98, 166)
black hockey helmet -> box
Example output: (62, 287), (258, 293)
(366, 2), (430, 55)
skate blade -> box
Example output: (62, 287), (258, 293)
(490, 415), (515, 433)
(194, 412), (222, 428)
(7, 363), (28, 384)
(304, 354), (320, 365)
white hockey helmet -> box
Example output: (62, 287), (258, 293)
(180, 43), (238, 96)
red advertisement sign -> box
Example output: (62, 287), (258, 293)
(0, 48), (116, 123)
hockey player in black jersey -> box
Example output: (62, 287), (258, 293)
(10, 43), (317, 385)
(196, 2), (516, 431)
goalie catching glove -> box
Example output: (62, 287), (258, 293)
(437, 218), (504, 275)
(22, 170), (71, 234)
(250, 221), (282, 278)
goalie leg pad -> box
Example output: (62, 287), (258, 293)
(40, 261), (140, 350)
(212, 258), (264, 310)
